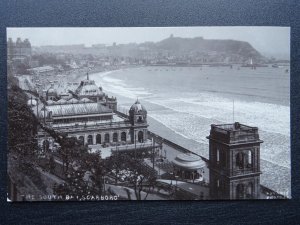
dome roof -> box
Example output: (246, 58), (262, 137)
(130, 99), (147, 114)
(47, 84), (57, 95)
(47, 88), (56, 95)
(172, 153), (205, 170)
(75, 79), (104, 97)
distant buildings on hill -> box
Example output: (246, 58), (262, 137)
(7, 38), (32, 72)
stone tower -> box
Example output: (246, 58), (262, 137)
(207, 122), (263, 199)
(129, 99), (148, 144)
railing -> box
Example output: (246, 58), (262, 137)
(260, 185), (287, 199)
(147, 130), (209, 162)
(115, 110), (129, 119)
(111, 141), (159, 152)
(209, 128), (260, 144)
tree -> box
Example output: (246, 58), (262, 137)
(105, 154), (157, 200)
(40, 125), (88, 172)
(53, 152), (105, 200)
(7, 82), (47, 200)
(8, 84), (38, 158)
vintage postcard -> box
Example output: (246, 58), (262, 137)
(7, 27), (290, 201)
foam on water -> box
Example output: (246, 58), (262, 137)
(147, 93), (290, 136)
(148, 110), (212, 155)
(89, 68), (290, 169)
(90, 70), (152, 99)
(146, 94), (290, 168)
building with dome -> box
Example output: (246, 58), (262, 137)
(56, 73), (118, 111)
(34, 74), (153, 156)
(172, 153), (206, 183)
(46, 83), (58, 101)
(129, 99), (148, 143)
(74, 73), (104, 102)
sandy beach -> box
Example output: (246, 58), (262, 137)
(88, 66), (291, 197)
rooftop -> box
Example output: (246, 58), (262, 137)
(172, 153), (206, 170)
(207, 122), (262, 145)
(50, 114), (126, 129)
(35, 102), (112, 118)
(89, 140), (159, 159)
(75, 79), (104, 97)
(211, 122), (258, 132)
(130, 99), (147, 114)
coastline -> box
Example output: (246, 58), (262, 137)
(87, 66), (291, 197)
(21, 64), (291, 198)
(71, 65), (142, 83)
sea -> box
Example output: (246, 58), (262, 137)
(90, 65), (291, 197)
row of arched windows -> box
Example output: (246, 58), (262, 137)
(41, 130), (145, 152)
(78, 132), (128, 145)
(215, 148), (253, 170)
(215, 179), (254, 199)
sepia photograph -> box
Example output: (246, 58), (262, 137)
(7, 27), (290, 201)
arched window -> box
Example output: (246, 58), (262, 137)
(236, 183), (245, 199)
(138, 131), (144, 143)
(87, 135), (93, 145)
(96, 134), (101, 144)
(247, 151), (252, 166)
(216, 148), (220, 163)
(236, 152), (244, 169)
(105, 133), (110, 143)
(121, 132), (126, 142)
(78, 136), (84, 145)
(113, 133), (118, 142)
(246, 183), (253, 199)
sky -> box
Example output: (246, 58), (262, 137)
(7, 27), (290, 59)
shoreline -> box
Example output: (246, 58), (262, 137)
(87, 67), (291, 196)
(31, 65), (290, 198)
(72, 65), (142, 82)
(88, 67), (290, 168)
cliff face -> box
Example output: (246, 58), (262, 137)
(151, 36), (264, 63)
